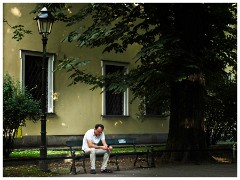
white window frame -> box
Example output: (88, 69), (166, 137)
(20, 49), (54, 113)
(101, 60), (129, 116)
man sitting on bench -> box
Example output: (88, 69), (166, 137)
(82, 124), (113, 174)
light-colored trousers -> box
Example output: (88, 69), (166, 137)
(84, 148), (110, 170)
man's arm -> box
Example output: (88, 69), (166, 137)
(101, 139), (112, 151)
(101, 139), (108, 147)
(87, 139), (108, 150)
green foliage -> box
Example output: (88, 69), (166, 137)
(11, 25), (32, 41)
(3, 19), (32, 41)
(30, 3), (75, 23)
(56, 56), (130, 93)
(54, 3), (237, 147)
(205, 79), (237, 145)
(51, 3), (237, 115)
(54, 57), (101, 87)
(32, 3), (237, 145)
(3, 73), (41, 158)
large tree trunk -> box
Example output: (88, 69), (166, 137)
(161, 77), (214, 164)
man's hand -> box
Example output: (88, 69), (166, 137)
(102, 145), (112, 151)
(108, 146), (113, 151)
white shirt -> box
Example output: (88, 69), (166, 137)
(82, 129), (105, 150)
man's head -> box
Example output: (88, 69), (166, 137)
(94, 124), (104, 137)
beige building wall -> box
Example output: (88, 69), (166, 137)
(3, 3), (169, 142)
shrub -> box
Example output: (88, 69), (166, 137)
(3, 73), (41, 158)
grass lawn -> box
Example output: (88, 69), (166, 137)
(8, 145), (166, 159)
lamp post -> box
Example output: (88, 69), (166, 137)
(34, 7), (54, 171)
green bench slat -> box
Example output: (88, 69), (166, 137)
(66, 138), (136, 147)
(106, 138), (135, 146)
(66, 140), (83, 147)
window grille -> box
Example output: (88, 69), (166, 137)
(106, 90), (124, 115)
(20, 50), (54, 113)
(102, 61), (129, 116)
(25, 55), (48, 103)
(105, 65), (124, 115)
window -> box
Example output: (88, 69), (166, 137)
(20, 50), (54, 113)
(101, 60), (129, 116)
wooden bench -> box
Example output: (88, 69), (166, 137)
(66, 138), (151, 174)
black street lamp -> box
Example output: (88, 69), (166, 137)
(34, 7), (54, 171)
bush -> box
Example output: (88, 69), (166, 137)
(205, 81), (237, 146)
(3, 73), (41, 158)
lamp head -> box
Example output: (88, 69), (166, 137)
(34, 7), (55, 37)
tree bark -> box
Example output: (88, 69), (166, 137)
(161, 78), (214, 164)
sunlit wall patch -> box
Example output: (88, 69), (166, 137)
(11, 7), (21, 17)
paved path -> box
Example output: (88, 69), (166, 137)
(63, 163), (237, 177)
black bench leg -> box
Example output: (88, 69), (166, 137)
(146, 150), (150, 167)
(134, 154), (139, 166)
(134, 151), (151, 168)
(150, 147), (156, 168)
(83, 155), (87, 173)
(115, 155), (120, 171)
(71, 151), (77, 175)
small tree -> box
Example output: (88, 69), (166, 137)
(3, 73), (41, 158)
(205, 79), (237, 146)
